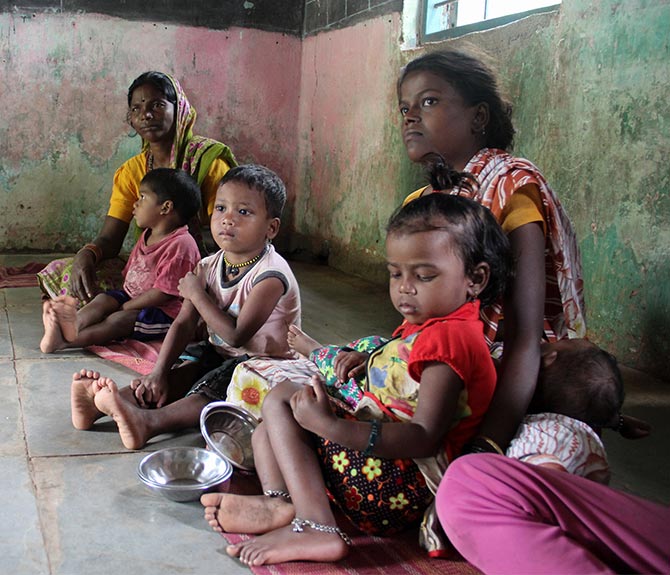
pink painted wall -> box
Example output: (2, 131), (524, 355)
(0, 12), (301, 251)
(291, 14), (412, 275)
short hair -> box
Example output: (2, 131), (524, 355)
(127, 71), (177, 108)
(398, 49), (515, 151)
(535, 341), (624, 429)
(140, 168), (202, 225)
(387, 167), (513, 306)
(218, 164), (286, 219)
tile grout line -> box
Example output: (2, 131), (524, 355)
(6, 296), (55, 575)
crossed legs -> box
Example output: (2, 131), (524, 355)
(201, 380), (350, 566)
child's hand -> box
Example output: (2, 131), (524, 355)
(290, 376), (336, 435)
(130, 373), (169, 408)
(334, 350), (368, 382)
(178, 271), (205, 302)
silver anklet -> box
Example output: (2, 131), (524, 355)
(263, 489), (291, 502)
(291, 517), (352, 545)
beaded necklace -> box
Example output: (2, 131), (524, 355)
(223, 246), (266, 277)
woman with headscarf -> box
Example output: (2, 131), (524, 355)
(38, 71), (236, 303)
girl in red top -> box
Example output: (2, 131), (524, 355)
(202, 166), (513, 564)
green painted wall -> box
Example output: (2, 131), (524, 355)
(293, 0), (670, 380)
(1, 0), (667, 379)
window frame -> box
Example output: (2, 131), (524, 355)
(420, 1), (561, 43)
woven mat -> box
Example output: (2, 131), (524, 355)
(0, 262), (45, 288)
(220, 527), (479, 575)
(86, 340), (162, 375)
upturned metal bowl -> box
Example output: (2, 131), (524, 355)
(137, 446), (232, 502)
(200, 401), (259, 472)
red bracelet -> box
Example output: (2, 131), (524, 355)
(79, 243), (103, 264)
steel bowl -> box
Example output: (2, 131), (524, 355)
(200, 401), (259, 472)
(137, 446), (232, 502)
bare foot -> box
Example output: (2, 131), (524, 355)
(52, 295), (79, 342)
(71, 369), (105, 429)
(94, 377), (149, 450)
(40, 300), (66, 353)
(227, 523), (350, 566)
(287, 325), (321, 357)
(200, 492), (294, 534)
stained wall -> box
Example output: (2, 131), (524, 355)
(0, 9), (302, 252)
(292, 0), (670, 379)
(1, 0), (668, 378)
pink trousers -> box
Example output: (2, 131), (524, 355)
(437, 454), (670, 574)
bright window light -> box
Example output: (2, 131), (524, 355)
(424, 0), (560, 38)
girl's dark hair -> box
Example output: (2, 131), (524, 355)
(219, 164), (287, 219)
(398, 49), (515, 151)
(127, 71), (178, 108)
(387, 165), (513, 305)
(141, 168), (202, 225)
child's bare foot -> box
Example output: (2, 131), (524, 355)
(40, 300), (66, 353)
(287, 325), (321, 357)
(93, 377), (149, 450)
(71, 369), (105, 429)
(227, 522), (350, 566)
(52, 295), (79, 342)
(200, 493), (294, 534)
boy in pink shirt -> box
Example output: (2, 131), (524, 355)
(40, 168), (201, 352)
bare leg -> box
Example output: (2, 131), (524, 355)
(201, 421), (295, 534)
(40, 300), (67, 353)
(65, 308), (137, 348)
(50, 295), (80, 342)
(287, 325), (322, 357)
(94, 377), (208, 450)
(226, 381), (349, 565)
(41, 294), (131, 352)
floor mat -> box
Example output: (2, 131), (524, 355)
(0, 262), (45, 288)
(220, 528), (479, 575)
(86, 340), (162, 375)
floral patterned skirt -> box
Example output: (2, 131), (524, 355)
(316, 431), (432, 536)
(37, 256), (125, 305)
(309, 335), (387, 409)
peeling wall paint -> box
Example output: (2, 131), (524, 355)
(0, 12), (302, 251)
(1, 1), (668, 379)
(291, 2), (669, 380)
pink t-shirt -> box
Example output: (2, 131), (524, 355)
(122, 226), (201, 319)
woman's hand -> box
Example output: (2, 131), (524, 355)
(130, 372), (169, 408)
(70, 249), (98, 302)
(178, 271), (205, 302)
(290, 376), (336, 435)
(334, 350), (368, 382)
(70, 217), (129, 302)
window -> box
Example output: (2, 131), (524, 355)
(421, 0), (561, 42)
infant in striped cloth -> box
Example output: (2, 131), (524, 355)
(507, 338), (627, 484)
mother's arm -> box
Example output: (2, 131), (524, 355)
(477, 221), (546, 451)
(70, 216), (129, 302)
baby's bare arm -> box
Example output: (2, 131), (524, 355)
(294, 363), (463, 460)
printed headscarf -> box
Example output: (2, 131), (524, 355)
(140, 74), (237, 184)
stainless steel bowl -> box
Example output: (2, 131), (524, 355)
(137, 446), (233, 502)
(200, 401), (259, 472)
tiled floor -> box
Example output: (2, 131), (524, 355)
(1, 254), (668, 574)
